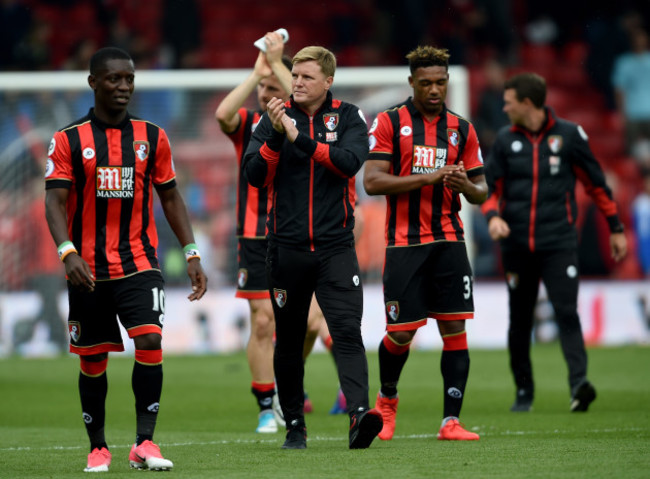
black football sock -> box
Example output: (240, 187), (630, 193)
(440, 349), (470, 418)
(79, 371), (108, 452)
(251, 382), (276, 412)
(132, 361), (162, 445)
(378, 336), (410, 398)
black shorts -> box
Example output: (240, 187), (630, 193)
(236, 237), (271, 299)
(383, 241), (474, 331)
(67, 270), (165, 355)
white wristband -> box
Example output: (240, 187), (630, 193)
(57, 241), (77, 262)
(183, 243), (201, 262)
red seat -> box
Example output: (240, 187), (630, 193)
(519, 44), (558, 69)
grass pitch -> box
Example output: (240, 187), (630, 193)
(0, 345), (648, 478)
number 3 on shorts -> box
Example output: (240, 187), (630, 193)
(463, 275), (471, 300)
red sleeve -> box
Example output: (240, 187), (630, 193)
(259, 143), (280, 186)
(44, 131), (73, 185)
(368, 112), (394, 161)
(152, 128), (176, 186)
(460, 123), (484, 173)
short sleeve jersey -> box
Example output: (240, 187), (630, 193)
(368, 99), (484, 246)
(44, 109), (176, 280)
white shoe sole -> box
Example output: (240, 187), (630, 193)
(84, 465), (109, 472)
(129, 458), (173, 470)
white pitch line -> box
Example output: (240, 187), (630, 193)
(0, 427), (644, 453)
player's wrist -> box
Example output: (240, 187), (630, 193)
(57, 241), (78, 262)
(183, 243), (201, 262)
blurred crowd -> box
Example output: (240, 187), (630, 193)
(1, 0), (649, 296)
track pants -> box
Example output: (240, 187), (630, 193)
(502, 249), (588, 394)
(266, 242), (369, 425)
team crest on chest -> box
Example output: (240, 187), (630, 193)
(547, 136), (563, 154)
(324, 113), (339, 131)
(273, 288), (287, 308)
(133, 141), (150, 161)
(448, 129), (459, 146)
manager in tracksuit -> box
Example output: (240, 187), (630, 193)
(243, 46), (382, 450)
(481, 72), (628, 413)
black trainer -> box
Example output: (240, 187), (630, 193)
(510, 388), (533, 412)
(282, 419), (307, 449)
(349, 408), (383, 449)
(571, 381), (596, 412)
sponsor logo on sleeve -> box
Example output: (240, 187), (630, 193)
(45, 158), (55, 177)
(369, 134), (377, 151)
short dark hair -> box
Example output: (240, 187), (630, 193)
(504, 72), (547, 108)
(89, 47), (132, 75)
(406, 46), (450, 74)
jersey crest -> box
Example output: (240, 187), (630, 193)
(134, 140), (150, 161)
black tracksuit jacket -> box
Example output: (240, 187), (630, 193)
(242, 92), (368, 251)
(481, 107), (623, 252)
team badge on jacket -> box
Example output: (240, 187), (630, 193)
(134, 141), (150, 161)
(324, 113), (339, 131)
(386, 301), (400, 321)
(274, 289), (287, 308)
(547, 136), (563, 154)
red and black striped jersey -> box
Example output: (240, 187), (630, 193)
(44, 108), (176, 280)
(225, 108), (269, 238)
(368, 99), (485, 247)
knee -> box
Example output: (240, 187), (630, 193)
(133, 333), (162, 350)
(387, 330), (415, 345)
(250, 309), (275, 339)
